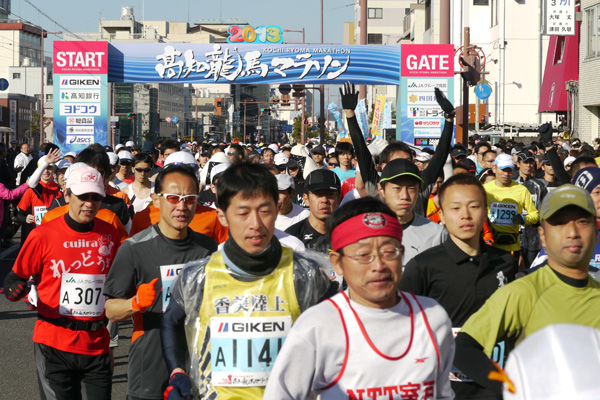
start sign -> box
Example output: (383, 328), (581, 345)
(54, 41), (108, 74)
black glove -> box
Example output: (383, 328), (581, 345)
(435, 87), (455, 119)
(164, 372), (192, 400)
(511, 213), (525, 225)
(4, 271), (28, 302)
(339, 81), (359, 111)
(539, 122), (553, 146)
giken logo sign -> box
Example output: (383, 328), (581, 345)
(61, 78), (100, 86)
(56, 51), (105, 68)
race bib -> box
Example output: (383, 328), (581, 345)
(34, 206), (47, 226)
(450, 328), (506, 382)
(210, 316), (292, 387)
(489, 202), (518, 226)
(59, 273), (106, 317)
(160, 264), (185, 312)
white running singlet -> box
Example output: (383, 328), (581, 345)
(320, 291), (440, 400)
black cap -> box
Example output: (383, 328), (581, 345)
(541, 153), (552, 165)
(379, 159), (424, 184)
(455, 158), (477, 174)
(451, 148), (467, 159)
(104, 145), (113, 152)
(311, 145), (326, 155)
(517, 151), (535, 162)
(304, 169), (341, 192)
(538, 122), (553, 134)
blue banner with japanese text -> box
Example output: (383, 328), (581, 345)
(107, 43), (401, 85)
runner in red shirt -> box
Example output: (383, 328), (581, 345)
(4, 165), (119, 400)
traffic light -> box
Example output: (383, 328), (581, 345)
(460, 57), (480, 87)
(292, 84), (306, 98)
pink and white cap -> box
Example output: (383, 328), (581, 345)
(66, 166), (105, 197)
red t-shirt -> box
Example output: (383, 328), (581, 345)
(17, 181), (61, 225)
(13, 216), (119, 355)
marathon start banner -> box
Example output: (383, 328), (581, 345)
(108, 43), (402, 85)
(52, 41), (456, 151)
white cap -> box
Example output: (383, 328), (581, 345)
(164, 151), (196, 167)
(125, 140), (135, 148)
(210, 162), (231, 183)
(328, 147), (336, 155)
(276, 174), (295, 190)
(65, 165), (105, 197)
(564, 156), (576, 168)
(269, 143), (280, 153)
(503, 324), (600, 400)
(64, 151), (77, 159)
(274, 153), (289, 166)
(117, 150), (133, 161)
(494, 153), (515, 170)
(107, 152), (119, 166)
(56, 159), (72, 170)
(115, 144), (125, 151)
(415, 152), (432, 162)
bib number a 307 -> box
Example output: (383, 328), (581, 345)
(59, 273), (106, 317)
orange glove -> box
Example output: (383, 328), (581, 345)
(131, 278), (158, 312)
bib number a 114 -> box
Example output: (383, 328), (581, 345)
(210, 316), (292, 387)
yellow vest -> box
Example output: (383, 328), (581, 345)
(197, 248), (301, 399)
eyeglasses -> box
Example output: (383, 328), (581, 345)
(134, 167), (151, 173)
(342, 247), (402, 264)
(119, 160), (132, 166)
(200, 152), (210, 157)
(156, 193), (199, 205)
(75, 193), (104, 202)
(328, 163), (339, 167)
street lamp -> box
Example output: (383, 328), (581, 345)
(40, 29), (62, 148)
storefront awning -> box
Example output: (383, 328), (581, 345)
(538, 21), (580, 113)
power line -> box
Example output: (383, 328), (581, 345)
(22, 0), (85, 41)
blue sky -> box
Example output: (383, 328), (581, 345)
(12, 0), (355, 56)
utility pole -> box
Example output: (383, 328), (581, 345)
(319, 0), (326, 144)
(359, 0), (367, 101)
(461, 27), (470, 147)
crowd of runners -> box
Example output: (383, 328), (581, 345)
(2, 82), (600, 399)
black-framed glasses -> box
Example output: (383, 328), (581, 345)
(75, 193), (104, 202)
(156, 193), (199, 205)
(134, 167), (151, 173)
(342, 247), (402, 264)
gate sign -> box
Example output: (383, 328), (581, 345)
(107, 43), (401, 85)
(53, 41), (109, 153)
(398, 44), (455, 147)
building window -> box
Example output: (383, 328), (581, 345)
(490, 0), (498, 27)
(553, 36), (566, 64)
(368, 8), (383, 19)
(367, 33), (383, 44)
(586, 5), (600, 59)
(12, 73), (20, 79)
(474, 0), (489, 4)
(425, 0), (431, 31)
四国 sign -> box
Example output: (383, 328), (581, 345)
(544, 0), (575, 36)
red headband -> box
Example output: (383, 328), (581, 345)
(331, 212), (403, 252)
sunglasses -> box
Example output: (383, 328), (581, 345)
(134, 167), (151, 173)
(119, 160), (132, 166)
(200, 152), (210, 157)
(156, 193), (199, 205)
(328, 163), (339, 167)
(75, 193), (104, 202)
